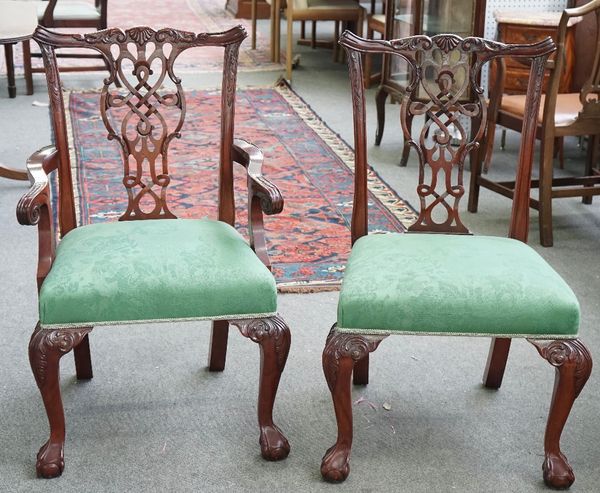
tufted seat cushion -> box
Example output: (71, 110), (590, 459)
(337, 233), (579, 337)
(39, 219), (277, 328)
(37, 1), (101, 21)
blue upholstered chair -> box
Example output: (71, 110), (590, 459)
(320, 31), (592, 489)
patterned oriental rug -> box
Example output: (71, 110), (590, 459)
(0, 0), (280, 75)
(59, 83), (416, 291)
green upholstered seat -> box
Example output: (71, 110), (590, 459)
(337, 233), (579, 337)
(39, 219), (277, 328)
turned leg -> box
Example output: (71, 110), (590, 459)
(482, 337), (512, 389)
(321, 327), (386, 482)
(231, 315), (291, 461)
(23, 40), (33, 96)
(29, 324), (92, 478)
(375, 86), (389, 146)
(529, 339), (592, 489)
(73, 333), (93, 380)
(4, 43), (16, 98)
(208, 319), (229, 371)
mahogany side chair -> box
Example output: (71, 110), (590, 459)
(17, 24), (291, 478)
(320, 31), (592, 489)
(469, 0), (600, 247)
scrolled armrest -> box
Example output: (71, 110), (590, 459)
(16, 146), (58, 226)
(16, 145), (59, 290)
(233, 138), (284, 215)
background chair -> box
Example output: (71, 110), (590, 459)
(17, 24), (291, 478)
(320, 31), (592, 489)
(21, 0), (108, 94)
(251, 0), (364, 80)
(469, 0), (600, 247)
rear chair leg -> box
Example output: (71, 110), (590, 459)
(353, 354), (369, 385)
(208, 319), (229, 371)
(321, 326), (386, 482)
(29, 324), (92, 478)
(231, 315), (291, 461)
(529, 339), (592, 489)
(482, 337), (512, 389)
(73, 333), (93, 380)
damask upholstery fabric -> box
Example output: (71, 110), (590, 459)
(39, 219), (277, 327)
(337, 233), (579, 336)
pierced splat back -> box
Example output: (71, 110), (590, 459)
(33, 25), (246, 234)
(340, 31), (554, 243)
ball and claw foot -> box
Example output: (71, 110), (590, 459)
(320, 444), (350, 483)
(259, 425), (290, 461)
(543, 453), (575, 490)
(36, 440), (64, 478)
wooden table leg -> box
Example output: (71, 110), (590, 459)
(4, 43), (16, 98)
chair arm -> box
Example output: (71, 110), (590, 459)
(232, 139), (284, 270)
(16, 145), (59, 290)
(232, 138), (284, 215)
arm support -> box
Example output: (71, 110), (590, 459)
(232, 139), (284, 269)
(16, 145), (59, 290)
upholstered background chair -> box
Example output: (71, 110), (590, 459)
(320, 31), (592, 489)
(469, 0), (600, 247)
(17, 24), (291, 478)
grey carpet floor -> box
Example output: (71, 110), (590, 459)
(1, 15), (599, 493)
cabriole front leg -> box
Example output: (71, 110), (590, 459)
(321, 326), (386, 482)
(231, 315), (291, 461)
(529, 338), (592, 489)
(29, 324), (92, 478)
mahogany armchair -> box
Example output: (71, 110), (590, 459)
(469, 0), (600, 247)
(321, 31), (592, 489)
(17, 25), (291, 478)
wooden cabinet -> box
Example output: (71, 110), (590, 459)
(493, 11), (579, 94)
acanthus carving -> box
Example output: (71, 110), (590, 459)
(323, 326), (386, 392)
(29, 327), (92, 387)
(230, 316), (291, 370)
(529, 339), (593, 398)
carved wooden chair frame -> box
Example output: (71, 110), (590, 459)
(319, 31), (592, 489)
(17, 24), (291, 478)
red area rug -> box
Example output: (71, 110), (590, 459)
(1, 0), (280, 75)
(61, 83), (416, 291)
